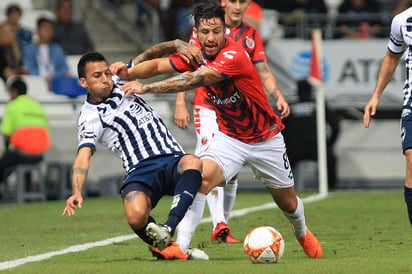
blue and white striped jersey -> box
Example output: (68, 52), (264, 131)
(77, 77), (184, 173)
(389, 7), (412, 107)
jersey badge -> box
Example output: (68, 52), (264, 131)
(245, 37), (255, 49)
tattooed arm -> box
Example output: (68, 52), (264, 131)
(132, 39), (202, 67)
(122, 66), (224, 96)
(62, 147), (93, 216)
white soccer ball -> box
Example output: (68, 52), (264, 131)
(243, 226), (285, 264)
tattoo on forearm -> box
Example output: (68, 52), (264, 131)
(71, 167), (88, 192)
(133, 41), (177, 65)
(143, 70), (222, 94)
(72, 167), (88, 176)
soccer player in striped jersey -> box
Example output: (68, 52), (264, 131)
(173, 0), (290, 243)
(113, 1), (322, 259)
(61, 52), (207, 260)
(364, 7), (412, 226)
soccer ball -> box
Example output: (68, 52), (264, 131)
(243, 226), (285, 264)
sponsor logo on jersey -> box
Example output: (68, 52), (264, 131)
(208, 91), (241, 105)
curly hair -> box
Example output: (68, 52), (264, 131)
(192, 0), (225, 28)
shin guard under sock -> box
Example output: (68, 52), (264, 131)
(166, 169), (202, 235)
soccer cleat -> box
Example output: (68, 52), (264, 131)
(146, 223), (171, 251)
(187, 247), (209, 260)
(210, 221), (241, 243)
(225, 233), (241, 243)
(150, 241), (209, 260)
(296, 228), (323, 258)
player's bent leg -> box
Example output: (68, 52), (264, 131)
(268, 187), (323, 258)
(164, 168), (202, 235)
(176, 158), (226, 251)
(122, 190), (155, 245)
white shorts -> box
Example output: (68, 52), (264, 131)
(193, 106), (219, 155)
(197, 128), (295, 190)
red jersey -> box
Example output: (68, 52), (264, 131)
(224, 21), (267, 64)
(189, 21), (268, 115)
(169, 38), (284, 143)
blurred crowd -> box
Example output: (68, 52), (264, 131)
(1, 0), (412, 90)
(0, 0), (94, 94)
(132, 0), (412, 41)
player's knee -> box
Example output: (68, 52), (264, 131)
(182, 154), (203, 171)
(125, 209), (148, 229)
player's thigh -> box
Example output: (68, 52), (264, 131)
(198, 131), (246, 186)
(248, 134), (294, 189)
(199, 158), (226, 193)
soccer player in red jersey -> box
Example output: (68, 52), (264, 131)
(173, 0), (290, 243)
(111, 1), (321, 260)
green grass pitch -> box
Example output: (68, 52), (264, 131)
(0, 190), (410, 273)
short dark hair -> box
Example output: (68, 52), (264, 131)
(37, 17), (54, 28)
(6, 4), (22, 16)
(8, 77), (27, 95)
(77, 52), (107, 78)
(192, 0), (225, 28)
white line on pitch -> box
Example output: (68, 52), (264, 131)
(0, 193), (327, 270)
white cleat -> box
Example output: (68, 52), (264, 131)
(187, 248), (209, 260)
(146, 223), (171, 251)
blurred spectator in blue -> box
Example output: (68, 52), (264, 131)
(4, 3), (32, 50)
(277, 0), (328, 39)
(23, 17), (69, 88)
(0, 22), (25, 83)
(334, 0), (384, 39)
(53, 0), (94, 55)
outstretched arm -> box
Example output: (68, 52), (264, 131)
(122, 66), (224, 95)
(62, 147), (93, 216)
(132, 39), (202, 67)
(363, 49), (402, 128)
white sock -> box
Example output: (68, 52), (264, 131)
(283, 196), (307, 238)
(223, 178), (238, 222)
(176, 192), (207, 252)
(206, 186), (225, 228)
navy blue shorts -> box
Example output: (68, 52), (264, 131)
(120, 154), (184, 208)
(401, 108), (412, 153)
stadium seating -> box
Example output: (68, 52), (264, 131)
(2, 163), (46, 203)
(45, 161), (74, 200)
